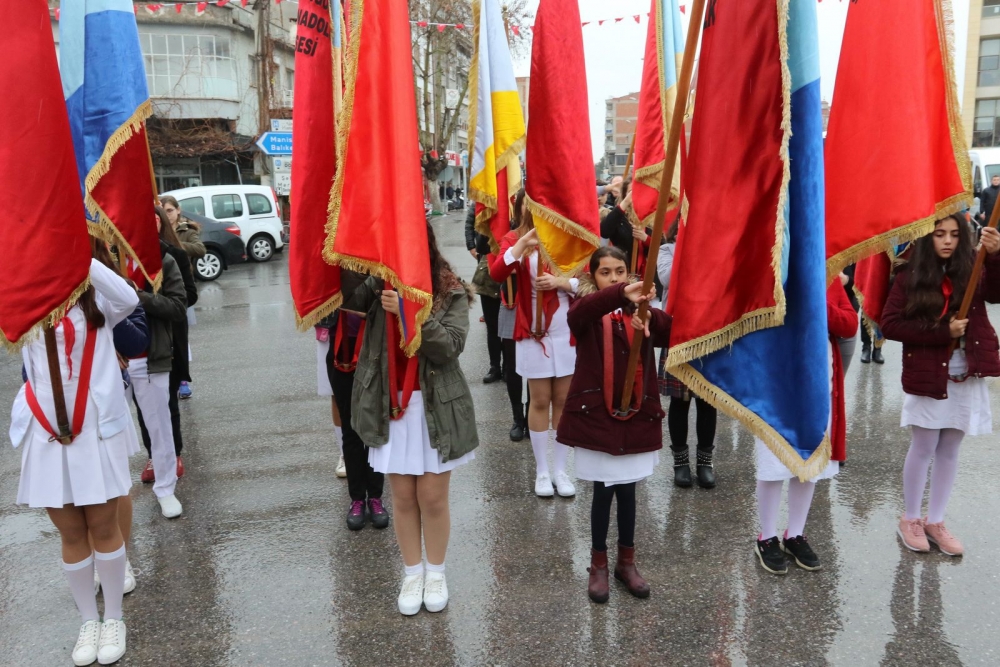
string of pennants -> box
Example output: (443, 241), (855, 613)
(47, 0), (847, 23)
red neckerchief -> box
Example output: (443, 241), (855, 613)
(334, 316), (365, 373)
(25, 324), (97, 445)
(386, 312), (418, 421)
(940, 275), (953, 321)
(603, 311), (642, 420)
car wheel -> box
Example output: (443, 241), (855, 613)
(196, 249), (224, 281)
(249, 235), (275, 262)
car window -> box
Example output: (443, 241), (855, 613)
(246, 193), (273, 216)
(178, 197), (205, 217)
(212, 194), (244, 219)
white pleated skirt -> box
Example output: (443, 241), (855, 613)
(754, 437), (840, 483)
(515, 303), (576, 379)
(368, 391), (475, 475)
(901, 378), (992, 436)
(17, 407), (133, 508)
(575, 448), (660, 486)
(316, 339), (333, 397)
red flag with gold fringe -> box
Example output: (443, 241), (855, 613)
(324, 0), (431, 354)
(524, 0), (600, 276)
(1, 0), (91, 348)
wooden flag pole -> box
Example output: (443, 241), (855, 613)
(43, 326), (73, 443)
(950, 208), (1000, 352)
(619, 0), (705, 414)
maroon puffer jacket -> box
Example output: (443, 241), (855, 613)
(881, 256), (1000, 399)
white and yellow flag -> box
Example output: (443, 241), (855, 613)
(468, 0), (526, 249)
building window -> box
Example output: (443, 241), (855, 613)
(974, 99), (1000, 147)
(140, 33), (238, 99)
(980, 39), (1000, 87)
(615, 154), (628, 166)
(985, 0), (1000, 19)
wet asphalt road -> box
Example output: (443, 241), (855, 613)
(2, 212), (999, 666)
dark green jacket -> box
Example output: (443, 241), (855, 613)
(346, 276), (479, 462)
(137, 251), (187, 374)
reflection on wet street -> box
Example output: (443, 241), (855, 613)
(1, 213), (998, 666)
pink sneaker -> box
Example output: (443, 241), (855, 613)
(924, 521), (964, 556)
(897, 517), (930, 553)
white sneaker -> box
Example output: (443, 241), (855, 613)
(157, 494), (183, 519)
(97, 619), (126, 665)
(534, 473), (554, 497)
(72, 620), (101, 666)
(397, 573), (424, 616)
(123, 560), (136, 595)
(553, 471), (576, 497)
(423, 571), (449, 613)
(335, 454), (347, 478)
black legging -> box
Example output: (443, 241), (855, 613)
(139, 369), (183, 457)
(591, 481), (636, 552)
(481, 295), (503, 371)
(502, 338), (524, 420)
(667, 396), (717, 453)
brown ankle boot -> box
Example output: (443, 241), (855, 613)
(587, 549), (609, 603)
(614, 545), (650, 598)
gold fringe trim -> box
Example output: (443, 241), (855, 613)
(80, 99), (160, 291)
(669, 361), (833, 481)
(523, 193), (600, 277)
(295, 292), (344, 333)
(851, 282), (887, 350)
(1, 276), (92, 354)
(324, 0), (431, 356)
(664, 0), (791, 367)
(472, 136), (527, 251)
(825, 192), (967, 284)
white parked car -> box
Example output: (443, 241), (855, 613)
(162, 185), (285, 262)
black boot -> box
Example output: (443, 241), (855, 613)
(672, 448), (692, 488)
(510, 404), (526, 442)
(872, 347), (884, 365)
(860, 344), (871, 364)
(483, 366), (503, 384)
(695, 449), (716, 489)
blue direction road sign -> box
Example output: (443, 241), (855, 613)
(256, 132), (293, 155)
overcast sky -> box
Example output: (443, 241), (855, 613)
(512, 1), (970, 161)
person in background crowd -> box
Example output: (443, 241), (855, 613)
(839, 264), (861, 373)
(978, 174), (1000, 228)
(465, 205), (504, 385)
(601, 184), (652, 276)
(138, 212), (196, 485)
(344, 224), (478, 616)
(559, 246), (668, 604)
(657, 217), (718, 489)
(446, 184), (455, 201)
(315, 315), (348, 478)
(132, 208), (188, 519)
(882, 215), (1000, 557)
(10, 257), (139, 666)
(159, 195), (204, 400)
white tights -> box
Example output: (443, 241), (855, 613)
(756, 479), (817, 541)
(902, 426), (964, 524)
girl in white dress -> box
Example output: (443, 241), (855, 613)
(10, 258), (137, 666)
(882, 215), (1000, 557)
(490, 203), (579, 498)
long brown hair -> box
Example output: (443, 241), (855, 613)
(901, 213), (975, 324)
(513, 188), (533, 237)
(156, 206), (183, 249)
(426, 222), (456, 300)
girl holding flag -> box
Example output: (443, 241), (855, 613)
(10, 258), (138, 666)
(490, 205), (578, 499)
(344, 224), (478, 616)
(882, 215), (1000, 557)
(557, 246), (668, 603)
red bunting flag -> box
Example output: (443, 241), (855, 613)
(825, 0), (970, 280)
(290, 0), (343, 330)
(175, 3), (183, 12)
(525, 0), (600, 276)
(195, 2), (208, 15)
(1, 0), (91, 348)
(325, 0), (432, 354)
(511, 25), (519, 35)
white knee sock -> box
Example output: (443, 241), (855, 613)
(927, 428), (964, 524)
(94, 546), (127, 621)
(550, 429), (570, 475)
(785, 479), (817, 538)
(403, 562), (424, 577)
(335, 425), (344, 454)
(529, 430), (549, 476)
(63, 555), (99, 622)
(425, 561), (446, 574)
(756, 480), (783, 541)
